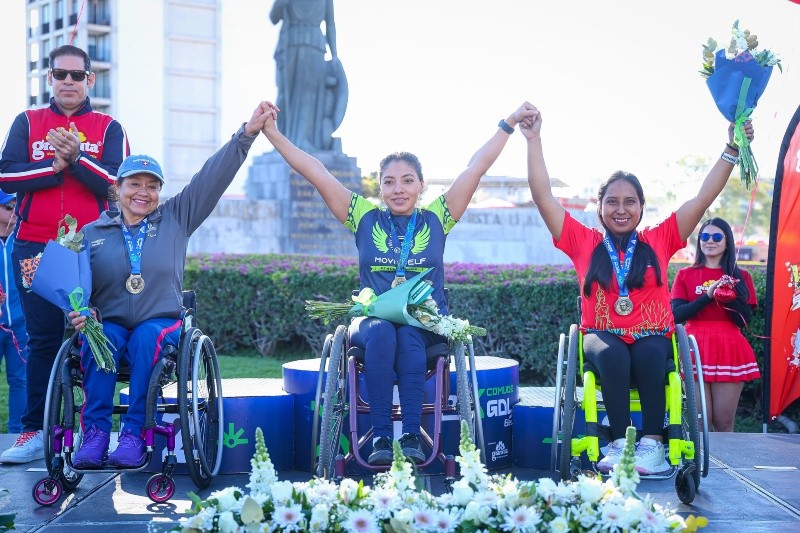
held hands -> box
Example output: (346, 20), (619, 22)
(244, 101), (279, 136)
(261, 101), (281, 136)
(47, 122), (80, 173)
(518, 103), (542, 141)
(67, 308), (97, 332)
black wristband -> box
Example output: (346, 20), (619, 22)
(498, 119), (514, 134)
(726, 142), (739, 153)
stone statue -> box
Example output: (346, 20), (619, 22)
(270, 0), (348, 152)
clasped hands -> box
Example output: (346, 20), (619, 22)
(47, 123), (80, 173)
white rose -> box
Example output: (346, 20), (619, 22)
(217, 511), (240, 533)
(451, 479), (474, 506)
(577, 477), (604, 503)
(339, 477), (359, 504)
(309, 503), (329, 532)
(270, 480), (294, 504)
(209, 487), (242, 512)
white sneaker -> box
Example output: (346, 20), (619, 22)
(0, 430), (44, 464)
(597, 438), (625, 474)
(634, 437), (670, 475)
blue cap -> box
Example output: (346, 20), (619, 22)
(117, 154), (165, 183)
(0, 191), (15, 205)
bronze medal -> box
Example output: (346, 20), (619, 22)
(614, 296), (633, 316)
(126, 274), (145, 294)
(391, 275), (407, 288)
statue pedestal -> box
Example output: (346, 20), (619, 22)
(245, 150), (361, 256)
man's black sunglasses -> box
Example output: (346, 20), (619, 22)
(50, 69), (90, 82)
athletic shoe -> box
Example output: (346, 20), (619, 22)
(399, 433), (425, 464)
(367, 435), (393, 466)
(0, 430), (44, 464)
(634, 437), (671, 475)
(108, 429), (147, 468)
(72, 426), (110, 468)
(596, 438), (626, 474)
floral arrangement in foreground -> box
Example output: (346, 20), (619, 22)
(306, 267), (486, 344)
(154, 424), (707, 533)
(700, 20), (781, 189)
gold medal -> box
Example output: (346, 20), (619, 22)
(614, 296), (633, 316)
(391, 276), (406, 288)
(126, 274), (145, 294)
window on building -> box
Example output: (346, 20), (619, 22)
(29, 8), (38, 38)
(69, 0), (79, 25)
(88, 34), (109, 63)
(30, 42), (40, 71)
(55, 0), (64, 29)
(41, 4), (50, 33)
(88, 0), (109, 25)
(92, 70), (110, 99)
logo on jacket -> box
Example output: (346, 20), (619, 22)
(31, 131), (99, 161)
(371, 221), (430, 255)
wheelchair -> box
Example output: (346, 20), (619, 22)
(33, 291), (224, 506)
(551, 322), (710, 504)
(310, 321), (485, 483)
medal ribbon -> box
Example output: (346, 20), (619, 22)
(603, 231), (637, 299)
(121, 217), (148, 276)
(387, 209), (418, 279)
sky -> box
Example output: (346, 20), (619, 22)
(2, 0), (800, 202)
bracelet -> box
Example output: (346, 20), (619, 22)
(720, 151), (739, 165)
(498, 119), (514, 134)
(725, 142), (739, 153)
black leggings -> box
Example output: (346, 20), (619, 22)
(582, 332), (672, 440)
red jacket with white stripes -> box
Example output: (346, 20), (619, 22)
(0, 98), (129, 242)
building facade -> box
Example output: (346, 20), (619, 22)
(24, 0), (222, 195)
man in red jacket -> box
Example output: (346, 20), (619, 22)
(0, 44), (129, 463)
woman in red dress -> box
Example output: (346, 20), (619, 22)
(671, 217), (760, 432)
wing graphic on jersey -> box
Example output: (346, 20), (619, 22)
(411, 222), (430, 254)
(372, 223), (389, 253)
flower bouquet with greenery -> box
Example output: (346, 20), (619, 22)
(700, 20), (782, 189)
(154, 424), (706, 533)
(30, 215), (116, 373)
(305, 267), (486, 343)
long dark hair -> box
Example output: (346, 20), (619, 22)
(583, 171), (663, 297)
(692, 217), (750, 300)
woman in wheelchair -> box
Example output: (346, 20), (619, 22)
(262, 100), (536, 466)
(671, 217), (760, 432)
(66, 103), (273, 469)
(522, 104), (753, 475)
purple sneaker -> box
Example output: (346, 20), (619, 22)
(108, 429), (147, 468)
(72, 426), (110, 468)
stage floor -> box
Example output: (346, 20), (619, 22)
(1, 432), (799, 532)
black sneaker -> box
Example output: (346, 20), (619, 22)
(367, 436), (393, 466)
(399, 433), (425, 464)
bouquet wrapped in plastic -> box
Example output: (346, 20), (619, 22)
(701, 20), (781, 189)
(30, 215), (116, 372)
(305, 267), (486, 343)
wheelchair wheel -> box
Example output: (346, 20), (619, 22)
(557, 324), (579, 481)
(43, 333), (84, 491)
(676, 324), (701, 492)
(316, 325), (347, 479)
(310, 331), (334, 471)
(550, 332), (567, 472)
(454, 341), (485, 460)
(178, 327), (224, 489)
(689, 334), (711, 478)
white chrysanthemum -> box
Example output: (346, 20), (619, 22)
(549, 516), (570, 533)
(463, 501), (493, 525)
(534, 477), (558, 500)
(269, 480), (294, 505)
(217, 510), (239, 533)
(306, 478), (339, 505)
(309, 503), (330, 532)
(412, 506), (437, 530)
(551, 480), (576, 503)
(432, 506), (462, 533)
(601, 502), (631, 530)
(473, 489), (499, 507)
(209, 486), (242, 512)
(500, 506), (542, 532)
(436, 492), (455, 506)
(178, 506), (216, 530)
(272, 503), (305, 532)
(577, 502), (599, 529)
(576, 475), (604, 504)
(367, 485), (401, 519)
(342, 508), (380, 533)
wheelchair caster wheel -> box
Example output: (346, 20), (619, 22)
(33, 477), (62, 506)
(146, 474), (176, 503)
(675, 465), (697, 504)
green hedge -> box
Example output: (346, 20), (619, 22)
(184, 254), (768, 385)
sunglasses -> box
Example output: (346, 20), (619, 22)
(699, 232), (724, 243)
(50, 69), (90, 82)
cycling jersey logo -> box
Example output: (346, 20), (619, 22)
(371, 221), (430, 255)
(31, 130), (100, 161)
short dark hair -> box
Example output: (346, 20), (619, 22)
(49, 45), (91, 72)
(379, 152), (424, 182)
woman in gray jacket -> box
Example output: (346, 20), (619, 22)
(68, 102), (274, 469)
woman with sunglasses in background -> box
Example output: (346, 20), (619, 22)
(671, 217), (759, 432)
